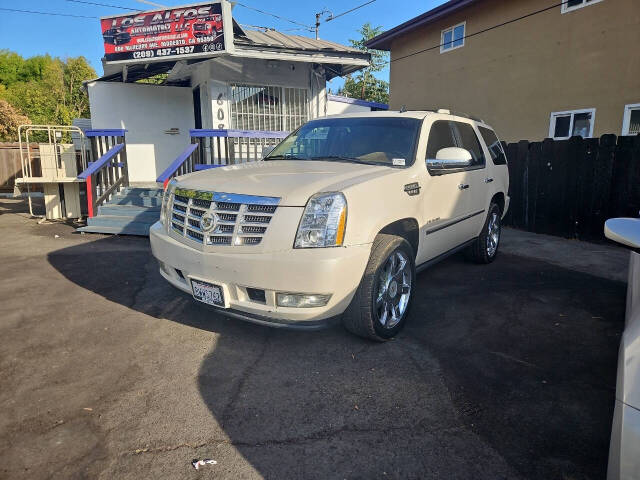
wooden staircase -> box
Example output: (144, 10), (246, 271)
(77, 187), (162, 236)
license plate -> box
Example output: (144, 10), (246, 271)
(191, 279), (225, 307)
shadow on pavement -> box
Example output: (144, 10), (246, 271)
(48, 235), (625, 479)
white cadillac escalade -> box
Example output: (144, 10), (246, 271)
(150, 110), (509, 341)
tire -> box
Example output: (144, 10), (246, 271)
(466, 202), (501, 264)
(343, 234), (415, 341)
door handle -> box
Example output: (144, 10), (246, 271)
(458, 183), (470, 190)
(485, 177), (494, 183)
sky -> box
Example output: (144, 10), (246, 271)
(0, 0), (445, 91)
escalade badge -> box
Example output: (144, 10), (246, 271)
(200, 212), (217, 232)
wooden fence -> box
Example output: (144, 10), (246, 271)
(504, 134), (640, 240)
(0, 143), (41, 193)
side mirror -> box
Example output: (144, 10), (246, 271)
(427, 147), (473, 173)
(604, 218), (640, 249)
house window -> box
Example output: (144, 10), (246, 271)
(561, 0), (604, 14)
(229, 84), (309, 132)
(622, 103), (640, 135)
(440, 22), (465, 53)
(549, 109), (596, 139)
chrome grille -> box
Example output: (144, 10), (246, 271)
(170, 189), (280, 246)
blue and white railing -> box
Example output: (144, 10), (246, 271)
(156, 129), (289, 187)
(78, 129), (128, 217)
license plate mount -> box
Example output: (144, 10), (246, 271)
(191, 279), (225, 307)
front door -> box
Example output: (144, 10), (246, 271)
(417, 120), (473, 264)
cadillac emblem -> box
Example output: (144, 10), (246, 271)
(200, 212), (217, 232)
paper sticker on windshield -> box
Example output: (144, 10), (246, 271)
(392, 158), (406, 166)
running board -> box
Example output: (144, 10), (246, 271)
(416, 238), (476, 273)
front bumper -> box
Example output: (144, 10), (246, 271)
(608, 400), (640, 479)
(149, 221), (372, 326)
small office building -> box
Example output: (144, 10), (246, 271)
(87, 0), (371, 183)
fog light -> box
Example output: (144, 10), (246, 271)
(276, 293), (331, 308)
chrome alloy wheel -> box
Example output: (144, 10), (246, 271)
(375, 250), (412, 329)
(486, 211), (500, 257)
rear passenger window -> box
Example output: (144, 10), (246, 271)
(478, 126), (507, 165)
(452, 122), (485, 167)
(426, 121), (457, 159)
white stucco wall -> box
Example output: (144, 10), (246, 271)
(88, 81), (194, 183)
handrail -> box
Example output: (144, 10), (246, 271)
(85, 129), (128, 137)
(190, 129), (289, 139)
(78, 144), (124, 179)
(156, 143), (199, 188)
(77, 143), (127, 217)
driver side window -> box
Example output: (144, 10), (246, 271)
(426, 121), (457, 160)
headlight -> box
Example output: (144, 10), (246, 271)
(160, 179), (177, 228)
(294, 192), (347, 248)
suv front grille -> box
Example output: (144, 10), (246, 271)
(170, 189), (280, 247)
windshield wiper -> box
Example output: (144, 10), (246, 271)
(265, 155), (303, 160)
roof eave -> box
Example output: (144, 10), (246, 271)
(365, 0), (479, 50)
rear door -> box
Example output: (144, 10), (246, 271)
(417, 120), (473, 263)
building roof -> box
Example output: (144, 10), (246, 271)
(237, 29), (363, 54)
(366, 0), (480, 50)
(327, 94), (388, 110)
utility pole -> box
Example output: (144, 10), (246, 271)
(314, 9), (331, 40)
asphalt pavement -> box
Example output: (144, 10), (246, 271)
(0, 197), (628, 479)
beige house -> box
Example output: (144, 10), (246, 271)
(367, 0), (640, 142)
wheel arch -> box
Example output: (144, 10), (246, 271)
(378, 218), (419, 259)
(491, 191), (505, 215)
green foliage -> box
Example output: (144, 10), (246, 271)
(340, 75), (389, 104)
(0, 99), (31, 142)
(337, 23), (390, 104)
(0, 50), (96, 139)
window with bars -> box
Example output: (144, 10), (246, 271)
(229, 84), (309, 132)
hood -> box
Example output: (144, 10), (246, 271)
(175, 160), (395, 206)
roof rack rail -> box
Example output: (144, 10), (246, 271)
(403, 107), (484, 123)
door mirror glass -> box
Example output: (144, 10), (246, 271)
(427, 147), (473, 173)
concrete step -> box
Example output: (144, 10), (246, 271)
(87, 214), (158, 228)
(109, 196), (162, 207)
(77, 224), (151, 236)
(97, 204), (161, 218)
(120, 187), (163, 198)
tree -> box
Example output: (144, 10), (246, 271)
(337, 23), (390, 104)
(0, 51), (95, 128)
(0, 99), (30, 142)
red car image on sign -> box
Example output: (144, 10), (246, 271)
(101, 2), (225, 63)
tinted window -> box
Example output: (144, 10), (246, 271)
(478, 126), (507, 165)
(452, 122), (485, 167)
(426, 121), (457, 159)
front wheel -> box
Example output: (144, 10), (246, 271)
(343, 234), (415, 341)
(466, 202), (501, 264)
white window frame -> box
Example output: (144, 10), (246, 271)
(622, 103), (640, 135)
(561, 0), (604, 14)
(549, 108), (596, 139)
(440, 21), (466, 53)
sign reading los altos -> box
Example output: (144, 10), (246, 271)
(101, 2), (226, 63)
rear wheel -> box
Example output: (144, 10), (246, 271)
(343, 234), (415, 341)
(466, 202), (501, 264)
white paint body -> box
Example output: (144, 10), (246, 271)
(150, 111), (510, 326)
(605, 219), (640, 480)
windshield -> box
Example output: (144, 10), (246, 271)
(265, 117), (421, 167)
